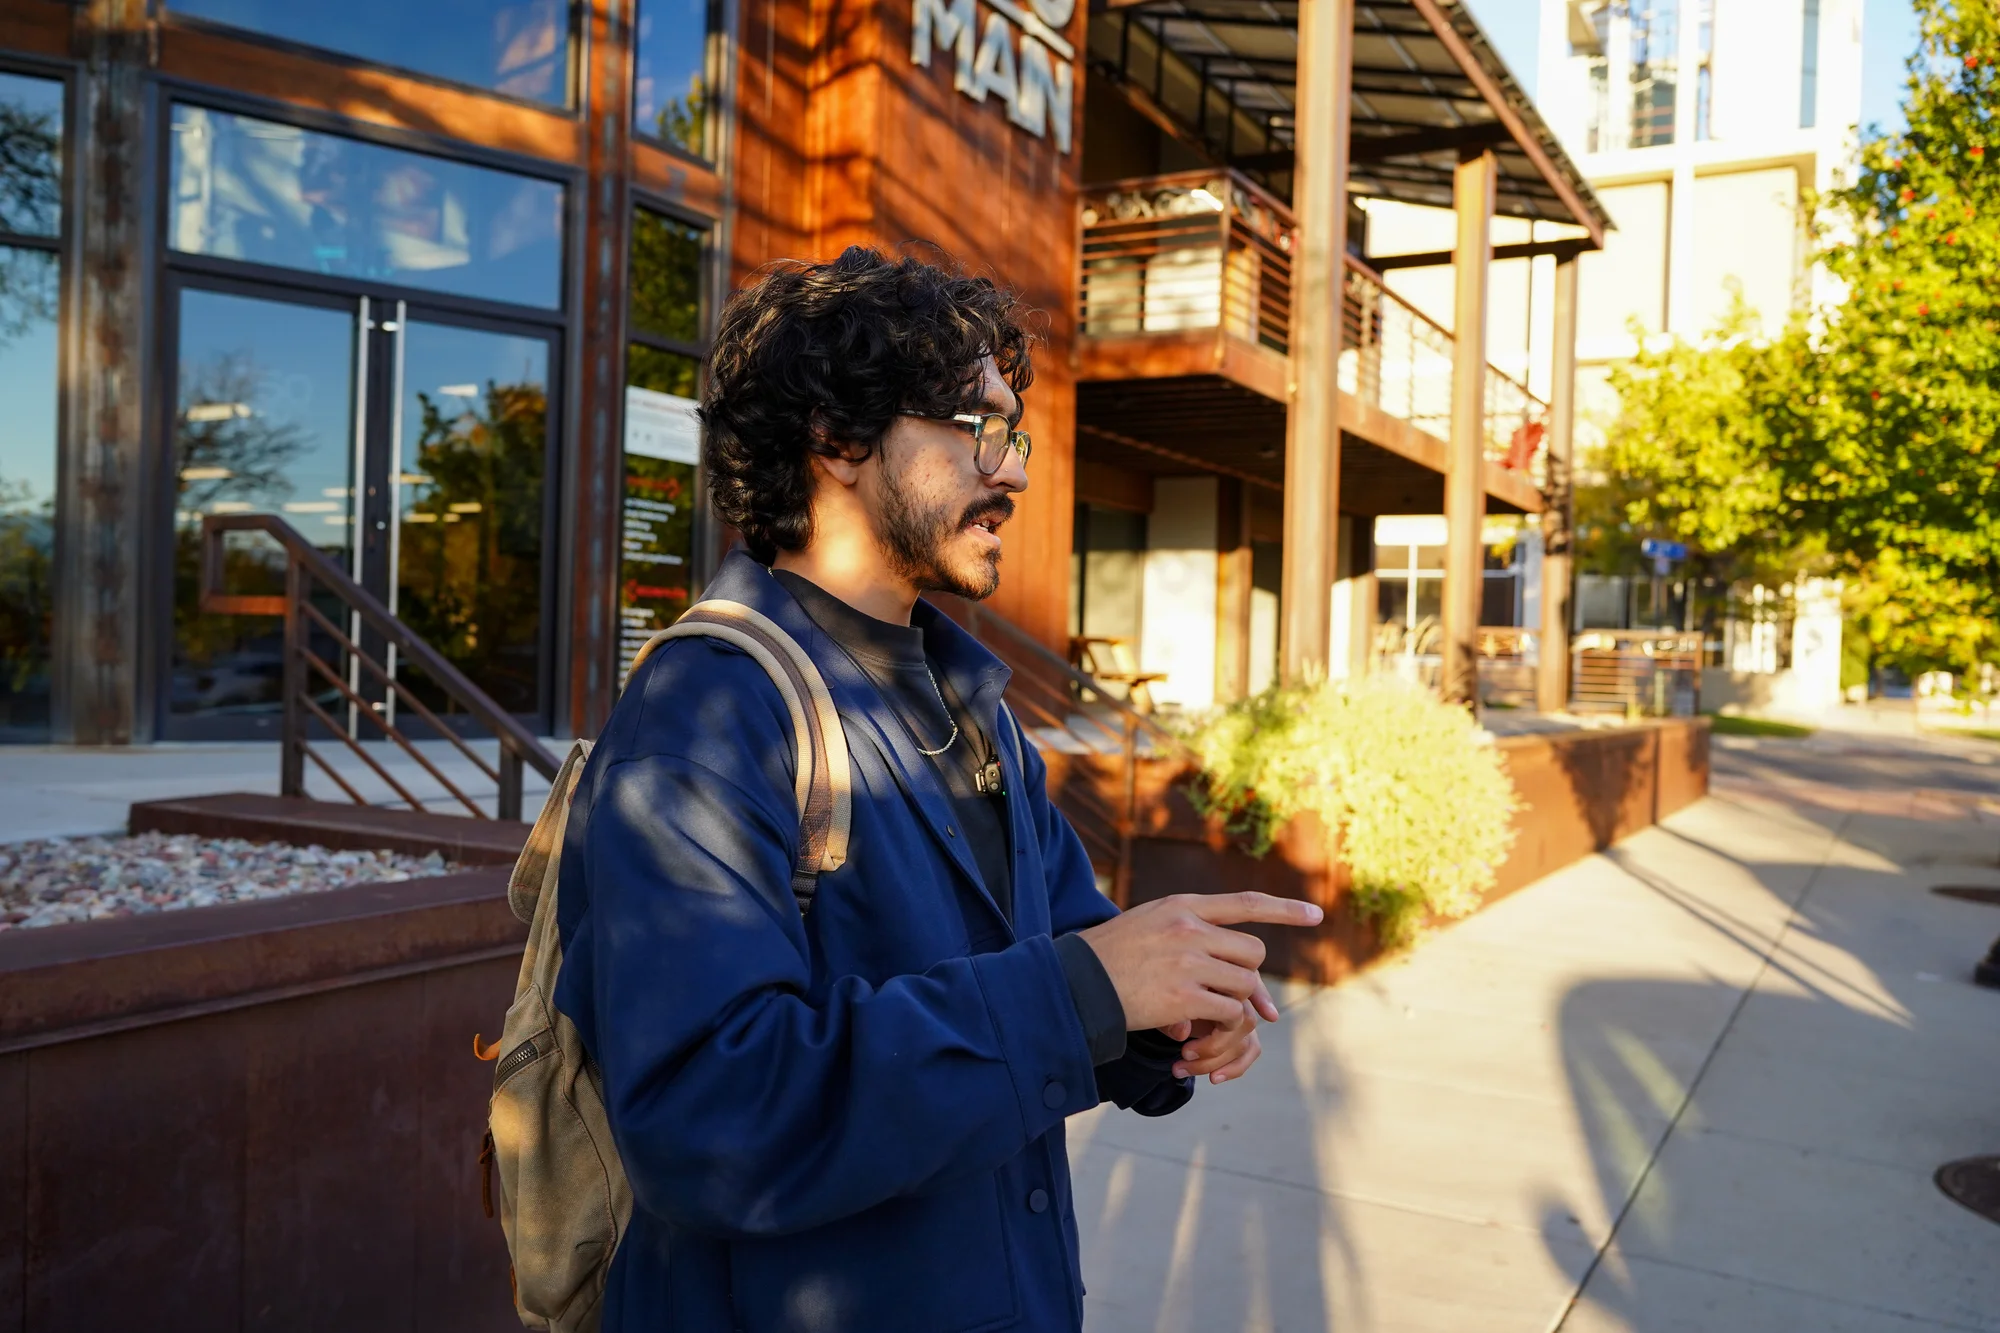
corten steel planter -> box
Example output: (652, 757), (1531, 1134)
(0, 864), (527, 1333)
(1110, 717), (1712, 987)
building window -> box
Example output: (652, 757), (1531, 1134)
(1629, 0), (1679, 148)
(1800, 0), (1820, 129)
(619, 209), (708, 670)
(634, 0), (715, 159)
(166, 1), (573, 107)
(1695, 0), (1714, 140)
(168, 103), (567, 311)
(0, 71), (63, 741)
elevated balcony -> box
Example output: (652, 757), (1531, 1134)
(1074, 170), (1547, 516)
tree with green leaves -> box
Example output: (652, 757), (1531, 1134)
(1587, 0), (2000, 681)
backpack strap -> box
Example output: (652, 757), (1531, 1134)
(627, 599), (852, 912)
(508, 738), (593, 926)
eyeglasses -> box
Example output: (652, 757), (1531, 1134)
(899, 411), (1032, 475)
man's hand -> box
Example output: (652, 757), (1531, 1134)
(1074, 891), (1322, 1032)
(1163, 1001), (1262, 1084)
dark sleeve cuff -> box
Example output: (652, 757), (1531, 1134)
(1053, 932), (1128, 1066)
(1094, 1027), (1196, 1117)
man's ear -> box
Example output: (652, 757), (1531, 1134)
(808, 417), (870, 489)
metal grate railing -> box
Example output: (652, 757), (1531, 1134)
(198, 513), (561, 820)
(1078, 168), (1295, 353)
(1341, 257), (1549, 483)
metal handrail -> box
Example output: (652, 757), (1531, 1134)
(959, 602), (1187, 905)
(198, 513), (561, 821)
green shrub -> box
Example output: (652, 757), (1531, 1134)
(1179, 674), (1518, 949)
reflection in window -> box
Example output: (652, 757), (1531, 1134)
(0, 73), (62, 240)
(0, 248), (58, 739)
(167, 0), (571, 107)
(169, 104), (565, 310)
(630, 209), (705, 344)
(620, 346), (700, 669)
(396, 322), (550, 717)
(634, 0), (712, 157)
(171, 291), (358, 724)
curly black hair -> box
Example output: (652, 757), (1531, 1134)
(698, 245), (1036, 563)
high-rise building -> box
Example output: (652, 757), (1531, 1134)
(1537, 0), (1865, 413)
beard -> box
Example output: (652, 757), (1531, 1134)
(878, 463), (1013, 601)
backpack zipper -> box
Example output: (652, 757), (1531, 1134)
(495, 1031), (550, 1086)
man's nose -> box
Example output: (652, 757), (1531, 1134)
(988, 445), (1028, 495)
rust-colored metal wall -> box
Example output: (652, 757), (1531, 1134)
(729, 0), (1086, 651)
(0, 873), (526, 1333)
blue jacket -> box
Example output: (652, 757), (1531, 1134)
(554, 551), (1191, 1332)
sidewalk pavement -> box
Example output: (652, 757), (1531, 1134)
(0, 740), (558, 844)
(1074, 731), (2000, 1332)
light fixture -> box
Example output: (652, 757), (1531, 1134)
(282, 501), (341, 513)
(210, 501), (254, 513)
(397, 472), (432, 486)
(1189, 187), (1224, 213)
(438, 383), (480, 398)
(322, 486), (351, 498)
(404, 512), (439, 524)
(184, 402), (252, 422)
(448, 501), (483, 514)
(181, 465), (233, 481)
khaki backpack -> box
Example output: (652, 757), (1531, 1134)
(476, 598), (852, 1331)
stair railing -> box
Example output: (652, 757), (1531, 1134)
(957, 603), (1187, 905)
(198, 514), (562, 821)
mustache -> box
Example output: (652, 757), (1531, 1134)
(959, 496), (1016, 528)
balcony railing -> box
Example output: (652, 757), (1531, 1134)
(1077, 168), (1294, 353)
(1077, 172), (1549, 485)
(1341, 257), (1548, 482)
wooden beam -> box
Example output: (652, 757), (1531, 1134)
(1538, 254), (1580, 715)
(1279, 0), (1353, 681)
(1077, 425), (1281, 493)
(567, 0), (636, 739)
(1403, 0), (1607, 247)
(1440, 147), (1494, 708)
(58, 0), (151, 743)
(1367, 237), (1597, 271)
(1214, 479), (1254, 703)
(1349, 122), (1512, 163)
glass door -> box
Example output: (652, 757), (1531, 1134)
(168, 283), (557, 737)
(169, 285), (362, 735)
(383, 314), (553, 722)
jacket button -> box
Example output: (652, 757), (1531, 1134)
(947, 826), (957, 837)
(1027, 1188), (1049, 1214)
(1042, 1080), (1066, 1108)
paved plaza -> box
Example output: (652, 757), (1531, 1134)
(1073, 729), (2000, 1332)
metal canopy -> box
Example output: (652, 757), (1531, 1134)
(1101, 0), (1611, 239)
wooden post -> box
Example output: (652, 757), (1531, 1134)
(1278, 0), (1353, 681)
(567, 0), (637, 740)
(1214, 479), (1253, 702)
(1537, 254), (1580, 714)
(1440, 148), (1495, 707)
(55, 0), (151, 743)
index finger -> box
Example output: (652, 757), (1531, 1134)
(1183, 891), (1324, 929)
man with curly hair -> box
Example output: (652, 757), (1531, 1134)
(553, 245), (1322, 1331)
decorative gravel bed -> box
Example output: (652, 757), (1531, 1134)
(0, 832), (456, 931)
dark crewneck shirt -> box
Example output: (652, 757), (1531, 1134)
(770, 568), (1128, 1065)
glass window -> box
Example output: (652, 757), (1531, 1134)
(171, 290), (359, 723)
(0, 72), (63, 239)
(167, 0), (571, 107)
(169, 104), (565, 310)
(0, 72), (63, 741)
(397, 321), (551, 716)
(634, 0), (713, 158)
(630, 209), (704, 344)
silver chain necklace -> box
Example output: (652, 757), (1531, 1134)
(913, 665), (959, 757)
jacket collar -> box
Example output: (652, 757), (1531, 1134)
(698, 551), (1015, 933)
